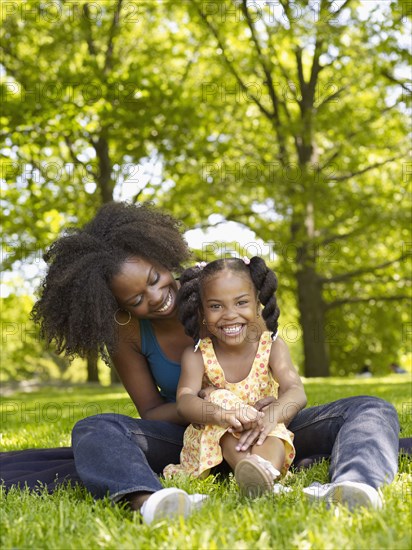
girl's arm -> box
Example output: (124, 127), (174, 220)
(177, 347), (262, 430)
(176, 347), (226, 426)
(236, 337), (307, 450)
(111, 319), (185, 425)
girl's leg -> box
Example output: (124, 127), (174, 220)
(251, 437), (285, 473)
(220, 432), (249, 469)
(220, 433), (285, 496)
(220, 432), (285, 473)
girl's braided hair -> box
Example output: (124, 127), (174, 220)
(177, 257), (280, 344)
(31, 201), (191, 358)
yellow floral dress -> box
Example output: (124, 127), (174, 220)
(164, 332), (295, 479)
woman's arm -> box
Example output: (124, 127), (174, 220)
(111, 319), (185, 425)
(266, 337), (307, 426)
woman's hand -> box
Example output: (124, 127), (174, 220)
(198, 385), (219, 401)
(254, 396), (277, 412)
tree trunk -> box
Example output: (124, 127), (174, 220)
(93, 132), (120, 384)
(94, 135), (114, 204)
(110, 366), (121, 384)
(86, 349), (100, 383)
(296, 264), (329, 377)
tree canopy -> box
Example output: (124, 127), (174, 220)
(1, 0), (410, 380)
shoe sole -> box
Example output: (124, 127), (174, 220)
(235, 457), (274, 497)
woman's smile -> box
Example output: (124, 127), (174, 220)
(155, 289), (174, 314)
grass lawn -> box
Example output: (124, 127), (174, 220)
(1, 375), (411, 549)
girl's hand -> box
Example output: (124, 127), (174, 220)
(235, 427), (261, 451)
(225, 404), (264, 432)
(235, 410), (278, 451)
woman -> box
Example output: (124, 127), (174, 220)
(1, 202), (402, 521)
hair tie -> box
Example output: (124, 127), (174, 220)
(242, 256), (250, 265)
(196, 261), (207, 270)
(271, 330), (279, 342)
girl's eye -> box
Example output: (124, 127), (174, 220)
(238, 300), (248, 306)
(210, 304), (221, 309)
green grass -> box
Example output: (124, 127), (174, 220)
(1, 375), (411, 549)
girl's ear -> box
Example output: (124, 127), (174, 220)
(199, 308), (208, 337)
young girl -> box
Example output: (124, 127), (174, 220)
(164, 257), (307, 496)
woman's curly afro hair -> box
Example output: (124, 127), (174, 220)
(31, 201), (191, 358)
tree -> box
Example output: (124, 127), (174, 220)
(1, 0), (203, 381)
(0, 291), (71, 382)
(153, 0), (411, 376)
(1, 0), (410, 379)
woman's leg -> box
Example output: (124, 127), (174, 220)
(71, 413), (185, 502)
(288, 396), (399, 488)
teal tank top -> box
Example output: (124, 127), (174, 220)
(139, 319), (181, 403)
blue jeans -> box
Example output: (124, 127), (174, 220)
(71, 396), (399, 501)
(289, 395), (399, 488)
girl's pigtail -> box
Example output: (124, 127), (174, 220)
(249, 256), (280, 339)
(177, 267), (203, 345)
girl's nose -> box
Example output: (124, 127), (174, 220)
(222, 307), (237, 320)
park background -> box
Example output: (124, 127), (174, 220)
(1, 2), (411, 549)
(2, 0), (411, 386)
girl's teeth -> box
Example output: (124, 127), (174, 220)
(222, 325), (242, 334)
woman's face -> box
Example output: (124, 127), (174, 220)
(110, 256), (179, 319)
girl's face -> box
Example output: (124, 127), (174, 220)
(201, 269), (259, 346)
(110, 256), (179, 319)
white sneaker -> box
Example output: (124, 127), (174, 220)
(141, 488), (192, 525)
(273, 483), (292, 495)
(303, 481), (383, 510)
(188, 493), (209, 509)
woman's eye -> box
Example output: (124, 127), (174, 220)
(210, 304), (220, 309)
(238, 300), (248, 306)
(132, 296), (143, 307)
(151, 273), (160, 286)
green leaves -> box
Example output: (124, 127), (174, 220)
(1, 0), (410, 377)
